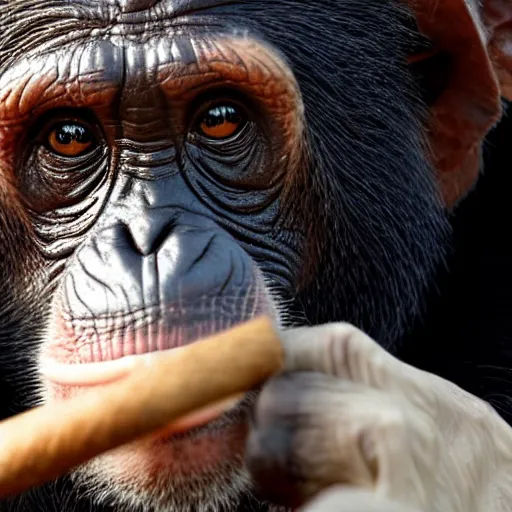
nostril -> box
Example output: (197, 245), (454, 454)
(122, 217), (178, 256)
(117, 0), (159, 14)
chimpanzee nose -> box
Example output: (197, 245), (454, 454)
(125, 208), (176, 256)
(60, 214), (255, 319)
(113, 0), (158, 14)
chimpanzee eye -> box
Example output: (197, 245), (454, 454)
(46, 121), (95, 157)
(197, 104), (246, 140)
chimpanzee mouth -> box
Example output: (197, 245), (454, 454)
(39, 312), (270, 435)
(40, 348), (170, 386)
(41, 317), (270, 389)
(40, 286), (278, 391)
(41, 340), (255, 442)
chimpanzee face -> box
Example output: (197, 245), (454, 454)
(0, 0), (457, 510)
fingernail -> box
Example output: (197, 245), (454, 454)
(245, 425), (302, 508)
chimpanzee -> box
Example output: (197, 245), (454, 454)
(0, 0), (511, 511)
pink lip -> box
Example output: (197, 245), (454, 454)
(39, 346), (189, 387)
(153, 395), (245, 437)
(40, 349), (245, 436)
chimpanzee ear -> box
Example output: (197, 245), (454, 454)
(406, 0), (511, 208)
(482, 0), (512, 99)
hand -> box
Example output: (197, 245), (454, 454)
(246, 324), (512, 511)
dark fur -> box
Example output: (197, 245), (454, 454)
(222, 0), (449, 345)
(399, 101), (512, 421)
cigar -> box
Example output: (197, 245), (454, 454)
(0, 316), (283, 498)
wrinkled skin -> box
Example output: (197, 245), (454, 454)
(1, 0), (512, 511)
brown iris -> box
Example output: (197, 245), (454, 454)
(199, 105), (245, 140)
(47, 122), (94, 157)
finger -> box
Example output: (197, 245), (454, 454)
(246, 372), (386, 508)
(299, 486), (423, 512)
(247, 371), (436, 510)
(280, 323), (422, 391)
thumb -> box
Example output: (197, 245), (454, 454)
(280, 323), (415, 389)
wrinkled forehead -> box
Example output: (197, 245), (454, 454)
(0, 38), (299, 121)
(0, 0), (302, 117)
(0, 0), (256, 36)
(0, 0), (278, 72)
(103, 0), (228, 15)
(1, 0), (242, 17)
